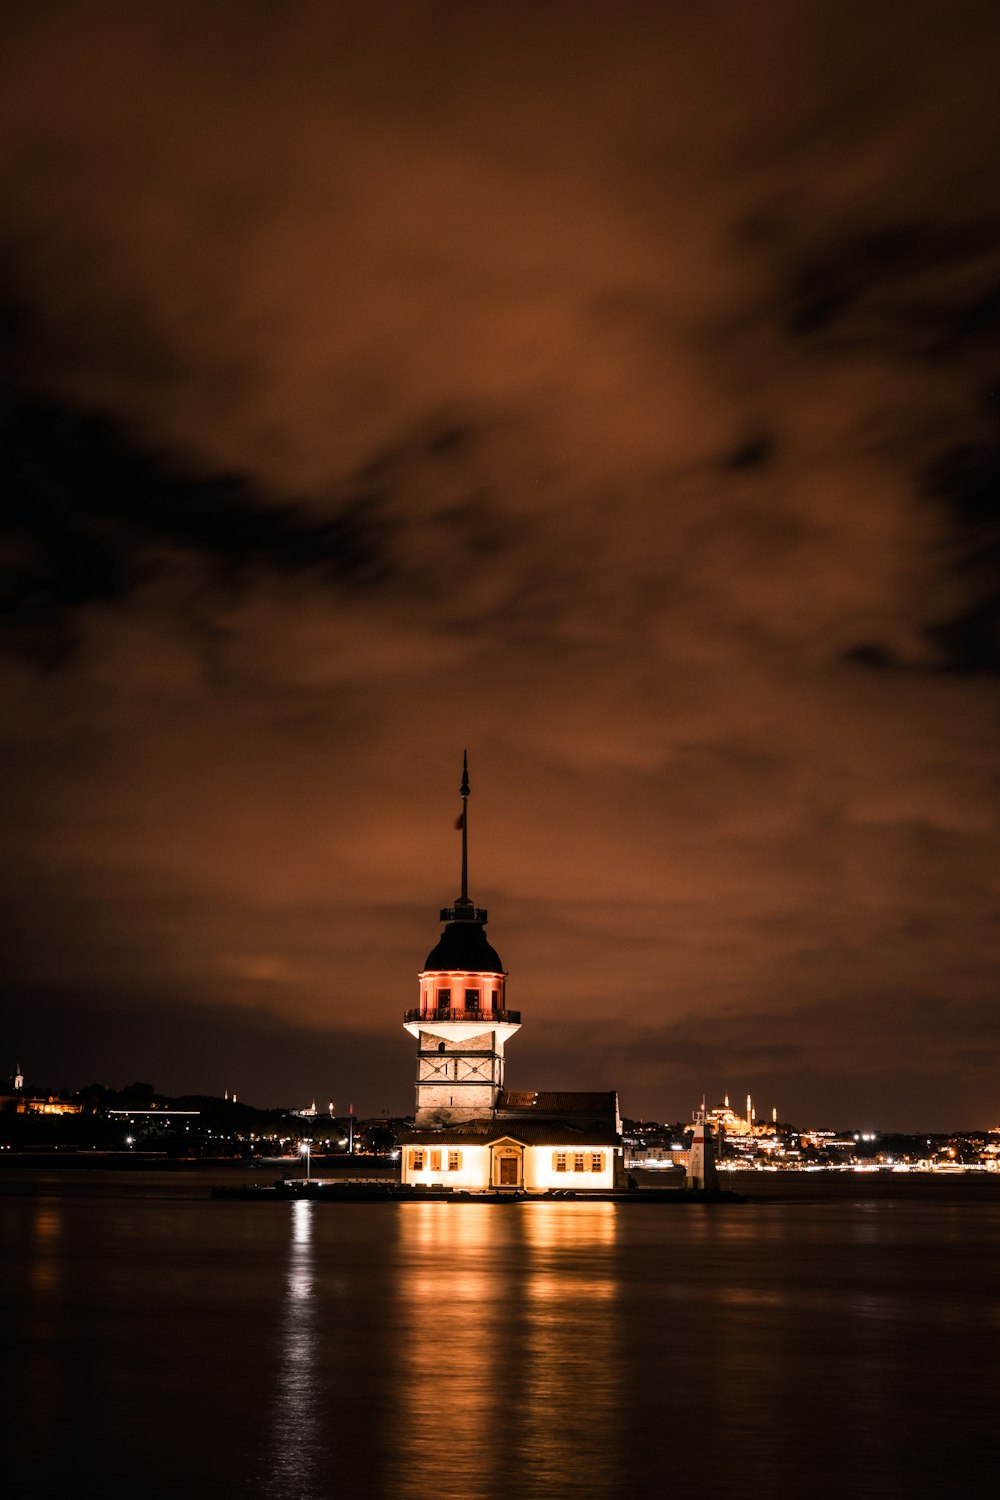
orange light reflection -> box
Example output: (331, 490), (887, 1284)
(389, 1203), (623, 1500)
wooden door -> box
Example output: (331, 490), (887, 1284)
(499, 1155), (519, 1186)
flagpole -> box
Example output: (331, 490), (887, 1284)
(460, 749), (470, 906)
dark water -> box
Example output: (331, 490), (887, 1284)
(2, 1171), (998, 1500)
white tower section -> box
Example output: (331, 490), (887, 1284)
(403, 755), (521, 1127)
(686, 1098), (718, 1191)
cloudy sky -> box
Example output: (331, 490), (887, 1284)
(1, 1), (997, 1128)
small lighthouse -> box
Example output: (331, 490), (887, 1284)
(686, 1098), (718, 1191)
(403, 754), (521, 1126)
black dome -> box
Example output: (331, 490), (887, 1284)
(424, 920), (504, 974)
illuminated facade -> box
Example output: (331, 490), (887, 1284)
(401, 758), (623, 1192)
(707, 1092), (783, 1142)
(401, 1093), (621, 1192)
(18, 1097), (83, 1115)
(1, 1066), (82, 1116)
(707, 1093), (753, 1138)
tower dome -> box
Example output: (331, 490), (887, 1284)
(424, 919), (503, 974)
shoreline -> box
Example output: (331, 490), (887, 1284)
(209, 1179), (741, 1203)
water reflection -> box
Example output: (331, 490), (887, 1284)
(262, 1200), (330, 1500)
(388, 1203), (623, 1500)
(4, 1181), (999, 1499)
(30, 1202), (63, 1296)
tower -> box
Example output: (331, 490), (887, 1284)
(403, 755), (521, 1126)
(686, 1098), (718, 1191)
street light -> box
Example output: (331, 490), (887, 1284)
(299, 1139), (311, 1181)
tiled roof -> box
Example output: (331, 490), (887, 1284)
(401, 1123), (492, 1146)
(496, 1090), (618, 1116)
(403, 1120), (620, 1148)
(487, 1122), (621, 1147)
(401, 1090), (621, 1150)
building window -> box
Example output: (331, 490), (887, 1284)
(410, 1151), (424, 1171)
(465, 988), (479, 1012)
(448, 1151), (461, 1171)
(573, 1153), (585, 1173)
(430, 1149), (442, 1171)
(437, 1041), (445, 1053)
(553, 1152), (568, 1172)
(590, 1153), (604, 1172)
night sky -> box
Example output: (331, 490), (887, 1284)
(2, 2), (998, 1129)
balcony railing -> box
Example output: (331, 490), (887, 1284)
(404, 1008), (521, 1025)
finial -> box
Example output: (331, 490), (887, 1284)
(458, 750), (470, 905)
(439, 753), (487, 924)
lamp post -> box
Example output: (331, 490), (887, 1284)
(299, 1139), (311, 1181)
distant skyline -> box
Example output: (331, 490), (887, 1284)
(2, 2), (998, 1131)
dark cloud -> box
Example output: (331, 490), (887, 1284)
(921, 434), (1000, 672)
(779, 223), (998, 352)
(721, 433), (778, 473)
(842, 644), (898, 671)
(0, 387), (395, 663)
(927, 438), (1000, 532)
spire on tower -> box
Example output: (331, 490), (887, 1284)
(457, 749), (471, 909)
(435, 753), (491, 931)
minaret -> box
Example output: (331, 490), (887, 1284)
(403, 754), (521, 1126)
